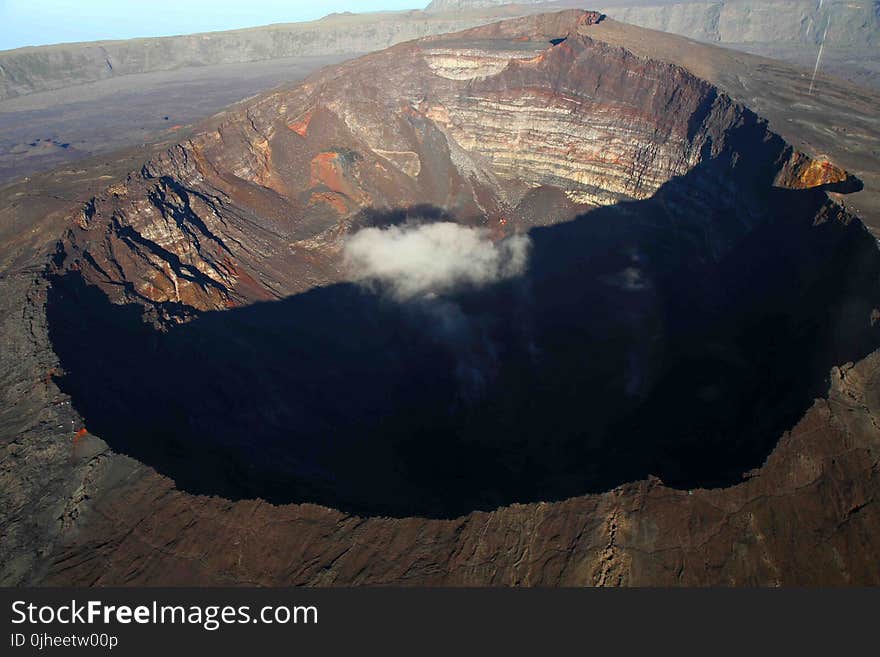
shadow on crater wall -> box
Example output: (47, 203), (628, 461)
(47, 162), (880, 518)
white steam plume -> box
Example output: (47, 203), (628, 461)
(344, 221), (530, 301)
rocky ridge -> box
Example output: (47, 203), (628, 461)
(0, 8), (528, 101)
(52, 11), (854, 313)
(3, 1), (877, 104)
(426, 0), (880, 89)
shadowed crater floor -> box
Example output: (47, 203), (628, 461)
(46, 163), (880, 518)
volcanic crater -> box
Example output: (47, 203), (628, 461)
(42, 10), (880, 519)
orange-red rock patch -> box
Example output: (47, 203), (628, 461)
(287, 111), (314, 137)
(310, 152), (346, 191)
(796, 159), (849, 189)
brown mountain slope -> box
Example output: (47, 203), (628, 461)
(426, 0), (880, 89)
(1, 10), (879, 585)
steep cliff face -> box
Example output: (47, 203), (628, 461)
(427, 0), (878, 49)
(2, 10), (879, 584)
(0, 9), (526, 101)
(604, 0), (877, 48)
(4, 0), (876, 103)
(54, 10), (845, 313)
(427, 1), (880, 88)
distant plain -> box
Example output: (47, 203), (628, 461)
(0, 55), (352, 184)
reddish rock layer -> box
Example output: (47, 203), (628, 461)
(55, 11), (844, 315)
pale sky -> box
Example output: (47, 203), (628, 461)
(0, 0), (427, 51)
